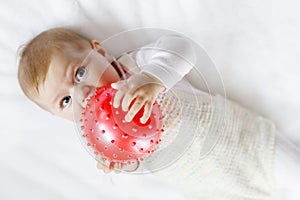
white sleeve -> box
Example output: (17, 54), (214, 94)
(132, 34), (197, 90)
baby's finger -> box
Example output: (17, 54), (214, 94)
(112, 162), (123, 174)
(125, 99), (145, 122)
(113, 90), (124, 108)
(96, 161), (113, 174)
(111, 81), (127, 108)
(140, 101), (153, 124)
(122, 89), (137, 112)
(111, 80), (125, 89)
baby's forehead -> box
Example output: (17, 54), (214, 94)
(45, 45), (92, 81)
(49, 46), (88, 69)
(53, 44), (89, 59)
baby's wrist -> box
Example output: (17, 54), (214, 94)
(141, 72), (166, 92)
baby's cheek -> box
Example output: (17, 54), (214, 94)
(57, 110), (73, 121)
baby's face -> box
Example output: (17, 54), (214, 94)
(36, 44), (120, 121)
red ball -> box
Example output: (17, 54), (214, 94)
(80, 84), (163, 163)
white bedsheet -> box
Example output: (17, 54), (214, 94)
(0, 0), (299, 199)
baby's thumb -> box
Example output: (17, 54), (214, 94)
(111, 81), (124, 89)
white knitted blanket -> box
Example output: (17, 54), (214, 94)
(118, 54), (276, 200)
(153, 91), (276, 200)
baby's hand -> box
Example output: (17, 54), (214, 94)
(96, 156), (123, 174)
(111, 72), (165, 124)
(96, 157), (140, 174)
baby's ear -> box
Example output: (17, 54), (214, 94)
(91, 40), (104, 54)
(90, 40), (100, 48)
(90, 40), (113, 62)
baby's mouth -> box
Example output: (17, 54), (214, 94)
(81, 87), (97, 109)
(81, 98), (89, 109)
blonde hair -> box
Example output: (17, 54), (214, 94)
(18, 28), (90, 104)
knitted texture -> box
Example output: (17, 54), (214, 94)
(153, 91), (276, 200)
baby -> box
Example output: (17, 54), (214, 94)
(18, 28), (297, 200)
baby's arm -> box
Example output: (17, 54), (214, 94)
(112, 34), (197, 123)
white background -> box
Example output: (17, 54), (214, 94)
(0, 0), (299, 199)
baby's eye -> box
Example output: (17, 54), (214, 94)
(61, 96), (71, 108)
(75, 66), (86, 83)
